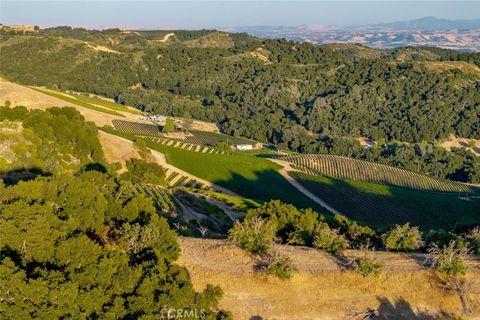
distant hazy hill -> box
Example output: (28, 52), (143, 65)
(228, 17), (480, 51)
(368, 17), (480, 31)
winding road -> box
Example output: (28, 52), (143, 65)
(268, 158), (342, 215)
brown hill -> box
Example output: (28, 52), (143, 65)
(177, 237), (480, 320)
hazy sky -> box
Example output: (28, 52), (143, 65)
(1, 1), (479, 29)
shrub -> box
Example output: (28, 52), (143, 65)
(426, 229), (457, 248)
(228, 217), (277, 254)
(163, 117), (175, 132)
(464, 226), (480, 256)
(350, 245), (383, 278)
(121, 158), (166, 186)
(382, 223), (424, 251)
(426, 241), (470, 276)
(333, 215), (377, 248)
(216, 141), (233, 153)
(312, 223), (349, 254)
(259, 250), (297, 280)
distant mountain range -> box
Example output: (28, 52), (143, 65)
(366, 17), (480, 31)
(227, 17), (480, 51)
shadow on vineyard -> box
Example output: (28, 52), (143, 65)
(212, 170), (327, 213)
(290, 172), (480, 230)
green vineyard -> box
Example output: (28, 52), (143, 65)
(187, 130), (255, 147)
(279, 154), (476, 193)
(164, 169), (205, 188)
(289, 171), (480, 230)
(136, 184), (178, 212)
(112, 120), (164, 136)
(146, 136), (227, 155)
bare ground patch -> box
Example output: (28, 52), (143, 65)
(98, 131), (141, 172)
(440, 134), (480, 156)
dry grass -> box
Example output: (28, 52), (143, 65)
(440, 134), (480, 156)
(173, 118), (219, 132)
(98, 131), (142, 172)
(177, 237), (480, 320)
(0, 79), (148, 127)
(418, 61), (480, 76)
(250, 48), (272, 64)
(84, 42), (120, 54)
(184, 32), (234, 49)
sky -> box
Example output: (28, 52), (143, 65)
(1, 1), (479, 29)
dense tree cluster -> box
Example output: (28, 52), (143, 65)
(120, 158), (166, 186)
(0, 171), (231, 319)
(1, 28), (479, 182)
(0, 105), (104, 182)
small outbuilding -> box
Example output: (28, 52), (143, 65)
(234, 144), (253, 151)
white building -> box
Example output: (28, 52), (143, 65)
(140, 115), (167, 122)
(234, 144), (253, 151)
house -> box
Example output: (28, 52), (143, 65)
(140, 115), (167, 122)
(234, 144), (253, 151)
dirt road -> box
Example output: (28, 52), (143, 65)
(268, 158), (341, 215)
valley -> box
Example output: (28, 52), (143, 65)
(1, 22), (480, 320)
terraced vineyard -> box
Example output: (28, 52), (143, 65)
(112, 120), (164, 136)
(279, 154), (476, 193)
(146, 136), (227, 155)
(289, 171), (480, 230)
(136, 184), (178, 212)
(112, 119), (256, 148)
(187, 130), (255, 147)
(112, 120), (239, 155)
(163, 169), (205, 188)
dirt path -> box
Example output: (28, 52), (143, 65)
(159, 32), (175, 42)
(268, 159), (341, 215)
(178, 237), (479, 274)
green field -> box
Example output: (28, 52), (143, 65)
(290, 171), (480, 230)
(187, 130), (255, 146)
(30, 87), (126, 117)
(65, 92), (142, 114)
(101, 127), (326, 213)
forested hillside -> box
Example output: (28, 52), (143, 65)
(0, 106), (231, 318)
(0, 172), (231, 319)
(0, 105), (104, 183)
(1, 27), (479, 182)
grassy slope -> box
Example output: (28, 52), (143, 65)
(30, 87), (126, 117)
(291, 171), (480, 230)
(101, 127), (326, 213)
(190, 130), (255, 146)
(65, 92), (142, 114)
